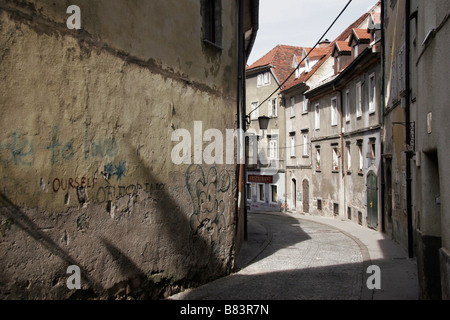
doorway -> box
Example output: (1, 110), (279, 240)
(302, 179), (309, 213)
(292, 178), (297, 210)
(367, 171), (378, 230)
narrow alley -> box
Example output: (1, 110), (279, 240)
(169, 211), (419, 300)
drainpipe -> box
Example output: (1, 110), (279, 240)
(405, 0), (414, 258)
(237, 0), (247, 241)
(334, 83), (345, 218)
(380, 0), (386, 232)
(338, 88), (345, 219)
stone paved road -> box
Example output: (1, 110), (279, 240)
(169, 212), (368, 300)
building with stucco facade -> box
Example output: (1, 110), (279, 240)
(0, 0), (258, 299)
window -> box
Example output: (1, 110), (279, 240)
(251, 101), (259, 120)
(369, 73), (376, 114)
(332, 147), (339, 172)
(315, 104), (320, 130)
(271, 185), (278, 203)
(302, 131), (309, 157)
(315, 147), (321, 171)
(331, 97), (338, 126)
(246, 133), (257, 166)
(290, 97), (295, 118)
(345, 90), (350, 123)
(203, 0), (222, 47)
(361, 82), (366, 114)
(246, 184), (252, 200)
(334, 203), (339, 216)
(305, 58), (311, 73)
(269, 137), (278, 160)
(302, 96), (309, 114)
(264, 72), (270, 85)
(368, 138), (376, 159)
(257, 72), (271, 87)
(268, 98), (277, 118)
(346, 142), (352, 172)
(258, 184), (265, 202)
(290, 133), (296, 158)
(295, 65), (301, 79)
(317, 199), (322, 211)
(356, 82), (362, 118)
(353, 44), (359, 57)
(358, 140), (363, 172)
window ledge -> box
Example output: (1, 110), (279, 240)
(202, 39), (223, 51)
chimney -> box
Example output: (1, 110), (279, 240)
(319, 39), (331, 47)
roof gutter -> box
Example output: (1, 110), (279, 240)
(245, 0), (259, 62)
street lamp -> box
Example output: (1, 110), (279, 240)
(258, 116), (270, 131)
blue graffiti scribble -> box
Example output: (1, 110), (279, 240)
(101, 161), (127, 181)
(114, 161), (127, 181)
(103, 163), (114, 179)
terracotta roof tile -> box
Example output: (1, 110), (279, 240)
(336, 14), (370, 41)
(248, 2), (380, 93)
(281, 7), (374, 93)
(246, 45), (305, 84)
(353, 28), (371, 40)
(282, 44), (334, 92)
(335, 41), (351, 53)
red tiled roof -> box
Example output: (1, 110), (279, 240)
(353, 28), (371, 41)
(248, 2), (379, 94)
(335, 12), (370, 42)
(282, 44), (334, 92)
(246, 45), (305, 84)
(281, 8), (372, 93)
(335, 41), (351, 53)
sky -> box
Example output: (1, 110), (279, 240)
(247, 0), (380, 65)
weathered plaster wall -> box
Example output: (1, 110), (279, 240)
(0, 0), (239, 299)
(414, 0), (450, 299)
(382, 0), (410, 250)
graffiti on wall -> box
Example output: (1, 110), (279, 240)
(0, 126), (120, 167)
(0, 132), (34, 166)
(95, 182), (165, 205)
(185, 164), (231, 253)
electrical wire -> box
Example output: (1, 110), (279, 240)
(247, 0), (353, 118)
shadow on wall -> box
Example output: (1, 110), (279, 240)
(0, 148), (238, 299)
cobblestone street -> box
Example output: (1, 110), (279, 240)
(169, 211), (419, 300)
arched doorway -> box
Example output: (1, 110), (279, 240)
(302, 179), (309, 213)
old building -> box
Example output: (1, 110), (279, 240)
(413, 0), (450, 301)
(281, 44), (334, 213)
(244, 45), (304, 211)
(0, 0), (258, 299)
(382, 0), (412, 262)
(301, 2), (382, 227)
(383, 0), (450, 300)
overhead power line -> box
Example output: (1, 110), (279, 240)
(247, 0), (353, 119)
